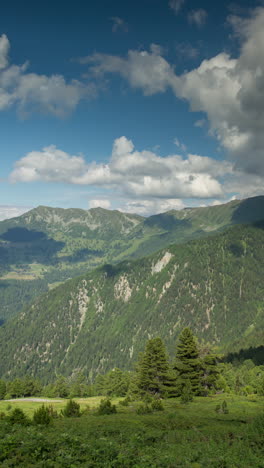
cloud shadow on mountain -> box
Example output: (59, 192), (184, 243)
(0, 227), (65, 266)
(231, 196), (264, 225)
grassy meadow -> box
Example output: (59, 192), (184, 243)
(0, 394), (264, 467)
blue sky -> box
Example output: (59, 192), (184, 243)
(0, 0), (264, 218)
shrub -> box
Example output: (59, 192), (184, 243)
(62, 399), (81, 418)
(33, 405), (52, 425)
(136, 402), (153, 415)
(215, 404), (221, 414)
(7, 408), (30, 426)
(47, 404), (59, 419)
(251, 413), (264, 435)
(180, 380), (193, 404)
(222, 400), (228, 414)
(215, 400), (229, 414)
(119, 396), (131, 406)
(97, 398), (117, 415)
(151, 399), (164, 411)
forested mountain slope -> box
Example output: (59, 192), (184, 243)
(0, 196), (263, 322)
(0, 221), (263, 382)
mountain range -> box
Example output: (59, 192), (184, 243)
(1, 196), (264, 322)
(0, 217), (263, 382)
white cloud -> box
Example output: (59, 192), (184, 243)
(0, 34), (9, 69)
(175, 42), (200, 60)
(79, 7), (264, 176)
(169, 0), (185, 15)
(0, 205), (31, 221)
(10, 137), (233, 200)
(119, 198), (185, 216)
(174, 137), (187, 152)
(188, 9), (208, 27)
(194, 119), (206, 128)
(10, 136), (264, 213)
(10, 145), (87, 183)
(81, 44), (177, 96)
(89, 199), (111, 209)
(110, 17), (128, 33)
(0, 34), (95, 116)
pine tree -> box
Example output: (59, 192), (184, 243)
(136, 337), (169, 397)
(174, 328), (202, 395)
(201, 353), (220, 394)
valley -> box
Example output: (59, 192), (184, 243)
(1, 196), (264, 323)
(0, 213), (263, 381)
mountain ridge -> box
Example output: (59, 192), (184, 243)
(0, 195), (263, 322)
(0, 220), (263, 382)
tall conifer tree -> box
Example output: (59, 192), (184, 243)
(174, 328), (202, 395)
(136, 337), (169, 396)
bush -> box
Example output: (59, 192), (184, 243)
(151, 399), (164, 411)
(119, 396), (131, 406)
(222, 400), (228, 414)
(47, 404), (59, 419)
(62, 399), (81, 418)
(7, 408), (30, 426)
(33, 405), (52, 425)
(97, 399), (117, 415)
(180, 380), (193, 404)
(251, 413), (264, 435)
(136, 402), (153, 415)
(215, 400), (229, 414)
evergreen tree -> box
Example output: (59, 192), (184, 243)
(0, 379), (6, 400)
(201, 353), (220, 395)
(136, 337), (169, 397)
(174, 328), (202, 395)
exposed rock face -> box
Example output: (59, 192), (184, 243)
(0, 221), (264, 381)
(114, 275), (132, 302)
(151, 252), (173, 274)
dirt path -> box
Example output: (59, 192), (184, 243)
(6, 398), (63, 403)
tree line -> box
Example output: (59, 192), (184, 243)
(0, 328), (264, 400)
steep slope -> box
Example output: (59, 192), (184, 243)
(0, 196), (264, 322)
(0, 221), (263, 382)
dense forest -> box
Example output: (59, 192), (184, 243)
(0, 221), (263, 382)
(0, 329), (263, 467)
(1, 196), (264, 323)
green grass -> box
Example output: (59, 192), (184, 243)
(0, 396), (121, 417)
(0, 395), (264, 467)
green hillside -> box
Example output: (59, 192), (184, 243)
(0, 196), (264, 322)
(0, 221), (263, 382)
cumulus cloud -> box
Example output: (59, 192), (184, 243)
(188, 9), (208, 27)
(169, 0), (185, 15)
(10, 136), (264, 213)
(0, 205), (31, 221)
(119, 198), (185, 216)
(110, 16), (128, 33)
(81, 44), (177, 96)
(0, 34), (9, 69)
(0, 34), (95, 117)
(10, 146), (87, 183)
(10, 137), (233, 200)
(79, 7), (264, 176)
(89, 199), (111, 209)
